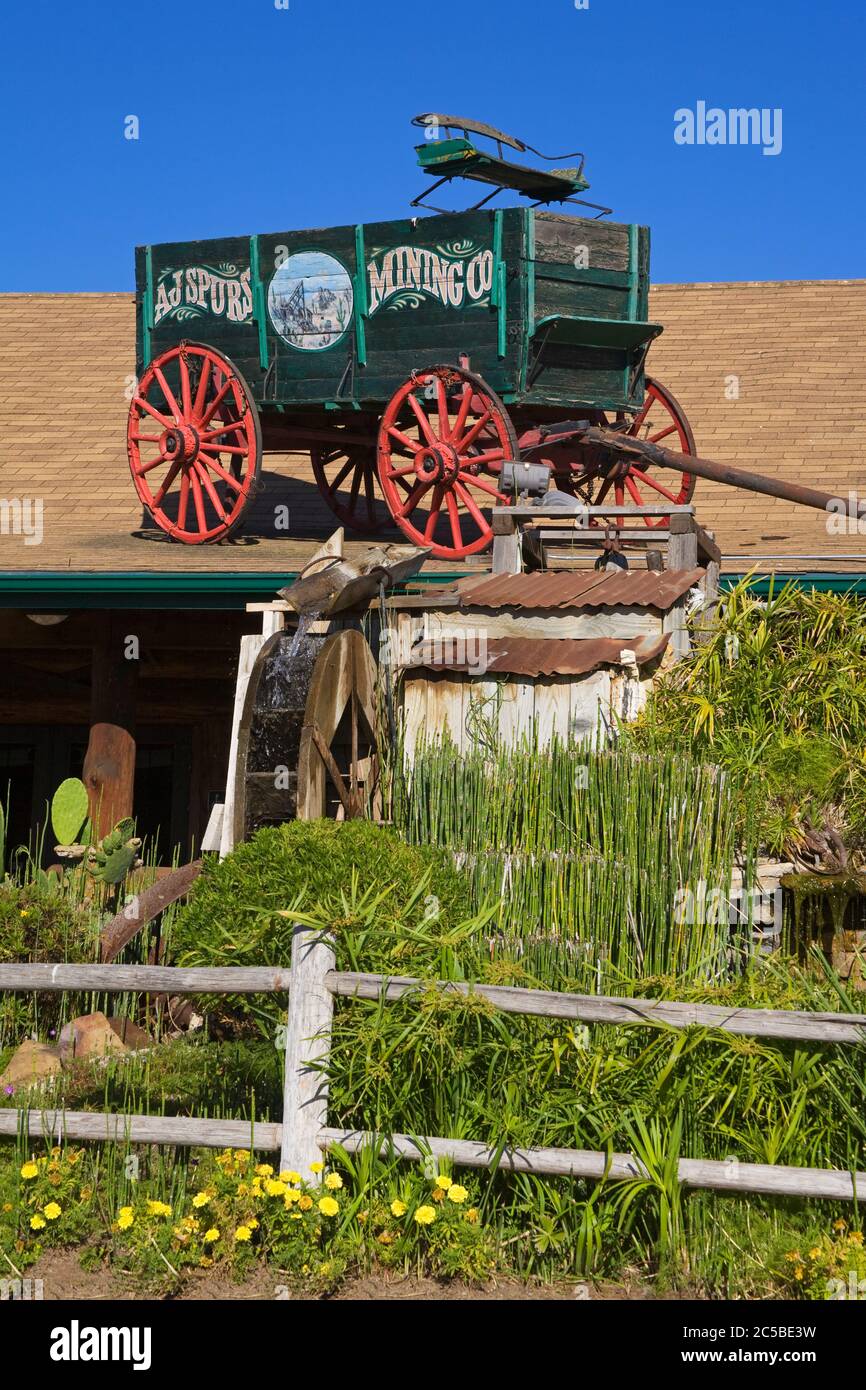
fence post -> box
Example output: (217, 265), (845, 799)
(279, 925), (335, 1177)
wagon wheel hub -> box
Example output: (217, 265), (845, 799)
(415, 443), (460, 486)
(162, 425), (201, 465)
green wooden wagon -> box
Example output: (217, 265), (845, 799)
(128, 117), (695, 559)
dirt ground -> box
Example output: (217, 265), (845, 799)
(26, 1250), (689, 1301)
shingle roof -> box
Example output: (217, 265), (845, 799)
(1, 283), (864, 577)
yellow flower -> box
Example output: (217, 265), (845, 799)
(431, 1188), (445, 1202)
(43, 1203), (61, 1220)
(234, 1225), (252, 1242)
(65, 1150), (82, 1166)
(248, 1218), (259, 1230)
(318, 1196), (339, 1217)
(298, 1195), (313, 1211)
(2, 1203), (12, 1213)
(199, 1256), (213, 1268)
(280, 1171), (302, 1185)
(849, 1231), (864, 1246)
(192, 1192), (210, 1208)
(265, 1179), (287, 1197)
(432, 1174), (452, 1190)
(390, 1199), (407, 1217)
(808, 1247), (822, 1260)
(284, 1188), (300, 1206)
(377, 1231), (394, 1245)
(234, 1150), (251, 1164)
(447, 1185), (468, 1204)
(414, 1205), (436, 1225)
(80, 1187), (93, 1202)
(237, 1183), (249, 1196)
(794, 1265), (805, 1281)
(30, 1214), (46, 1230)
(309, 1161), (324, 1174)
(117, 1206), (134, 1230)
(466, 1208), (479, 1224)
(290, 1212), (302, 1221)
(255, 1164), (274, 1178)
(834, 1219), (847, 1232)
(324, 1173), (343, 1191)
(203, 1228), (220, 1244)
(20, 1162), (38, 1181)
(147, 1200), (172, 1217)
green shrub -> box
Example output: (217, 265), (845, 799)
(0, 880), (100, 1045)
(168, 820), (473, 1032)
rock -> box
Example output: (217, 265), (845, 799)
(107, 1016), (152, 1050)
(0, 1040), (63, 1090)
(59, 1011), (129, 1064)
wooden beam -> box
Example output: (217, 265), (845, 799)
(325, 972), (866, 1045)
(83, 616), (137, 837)
(0, 964), (291, 992)
(0, 1109), (281, 1151)
(320, 1128), (866, 1201)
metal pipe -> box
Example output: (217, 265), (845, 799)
(572, 424), (865, 518)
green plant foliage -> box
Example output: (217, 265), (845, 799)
(631, 577), (866, 854)
(86, 818), (141, 886)
(394, 739), (751, 988)
(169, 820), (473, 1030)
(50, 778), (89, 848)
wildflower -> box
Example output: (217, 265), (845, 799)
(432, 1174), (452, 1191)
(248, 1218), (259, 1230)
(199, 1256), (213, 1268)
(65, 1150), (82, 1166)
(324, 1173), (343, 1191)
(280, 1170), (302, 1185)
(414, 1205), (436, 1226)
(466, 1208), (479, 1225)
(80, 1187), (93, 1202)
(309, 1161), (324, 1174)
(117, 1207), (134, 1230)
(203, 1228), (220, 1244)
(808, 1247), (822, 1260)
(3, 1085), (13, 1097)
(318, 1196), (339, 1217)
(20, 1162), (38, 1181)
(237, 1182), (249, 1196)
(234, 1150), (251, 1164)
(298, 1195), (313, 1211)
(234, 1225), (252, 1242)
(284, 1188), (300, 1206)
(192, 1192), (210, 1209)
(255, 1164), (274, 1178)
(43, 1203), (61, 1221)
(147, 1200), (172, 1218)
(290, 1212), (302, 1221)
(794, 1266), (805, 1281)
(834, 1219), (847, 1232)
(2, 1203), (12, 1213)
(265, 1179), (287, 1197)
(391, 1199), (407, 1217)
(849, 1231), (865, 1246)
(447, 1185), (468, 1204)
(431, 1188), (446, 1203)
(377, 1231), (394, 1246)
(30, 1215), (46, 1230)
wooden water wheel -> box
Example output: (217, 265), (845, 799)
(232, 627), (381, 843)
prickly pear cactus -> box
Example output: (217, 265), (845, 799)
(51, 778), (89, 847)
(87, 818), (142, 887)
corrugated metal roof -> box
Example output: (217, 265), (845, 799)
(451, 568), (705, 612)
(406, 633), (671, 677)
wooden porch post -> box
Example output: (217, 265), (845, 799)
(83, 615), (137, 838)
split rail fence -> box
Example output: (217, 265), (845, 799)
(1, 932), (866, 1202)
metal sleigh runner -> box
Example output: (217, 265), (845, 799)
(128, 114), (861, 561)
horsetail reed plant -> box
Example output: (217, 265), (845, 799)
(394, 737), (757, 989)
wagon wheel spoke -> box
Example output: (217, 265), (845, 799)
(454, 409), (492, 453)
(311, 441), (384, 534)
(407, 392), (437, 444)
(127, 343), (261, 543)
(630, 467), (680, 504)
(453, 479), (490, 534)
(457, 471), (506, 500)
(397, 478), (434, 518)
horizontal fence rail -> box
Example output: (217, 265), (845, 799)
(2, 947), (865, 1203)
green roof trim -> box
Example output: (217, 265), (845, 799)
(0, 570), (468, 611)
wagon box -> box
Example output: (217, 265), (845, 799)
(128, 124), (697, 558)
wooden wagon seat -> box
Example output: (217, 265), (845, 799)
(415, 137), (590, 201)
(533, 315), (664, 352)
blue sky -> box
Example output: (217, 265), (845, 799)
(2, 0), (862, 290)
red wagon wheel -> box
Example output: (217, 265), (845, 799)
(128, 342), (261, 544)
(590, 377), (696, 528)
(311, 441), (390, 534)
(377, 364), (517, 560)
